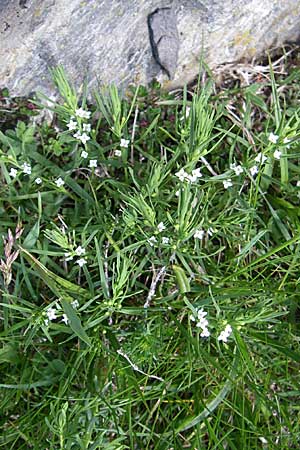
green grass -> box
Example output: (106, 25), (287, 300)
(0, 60), (300, 449)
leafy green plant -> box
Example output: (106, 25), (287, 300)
(0, 62), (300, 449)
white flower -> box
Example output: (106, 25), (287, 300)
(75, 246), (85, 256)
(254, 153), (267, 164)
(162, 237), (170, 244)
(268, 132), (279, 144)
(157, 222), (166, 232)
(46, 307), (57, 321)
(191, 308), (210, 337)
(188, 167), (203, 182)
(61, 314), (69, 324)
(191, 308), (207, 323)
(207, 227), (214, 236)
(79, 133), (90, 145)
(194, 229), (204, 239)
(223, 179), (233, 189)
(89, 159), (98, 168)
(76, 258), (87, 267)
(273, 150), (282, 160)
(75, 107), (91, 119)
(35, 177), (42, 184)
(9, 168), (18, 178)
(73, 131), (81, 140)
(83, 123), (91, 133)
(175, 190), (181, 197)
(81, 150), (88, 159)
(297, 181), (300, 187)
(71, 299), (79, 309)
(200, 327), (210, 338)
(22, 163), (31, 175)
(230, 163), (243, 175)
(197, 308), (208, 321)
(283, 137), (291, 148)
(148, 236), (157, 247)
(185, 106), (191, 118)
(250, 165), (259, 176)
(217, 324), (232, 343)
(120, 138), (130, 148)
(175, 168), (188, 182)
(67, 119), (77, 131)
(114, 149), (122, 157)
(55, 177), (65, 187)
(196, 318), (209, 328)
(64, 252), (73, 261)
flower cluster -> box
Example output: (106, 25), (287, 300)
(175, 167), (203, 183)
(67, 108), (92, 145)
(230, 163), (243, 176)
(190, 307), (210, 337)
(64, 245), (87, 267)
(114, 138), (130, 158)
(217, 324), (232, 343)
(194, 227), (214, 240)
(147, 222), (170, 247)
(44, 299), (79, 327)
(190, 308), (233, 343)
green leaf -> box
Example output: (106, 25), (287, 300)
(0, 343), (19, 365)
(22, 221), (40, 248)
(176, 350), (239, 431)
(172, 265), (190, 293)
(60, 299), (91, 346)
(19, 246), (90, 299)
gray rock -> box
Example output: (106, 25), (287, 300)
(0, 0), (299, 97)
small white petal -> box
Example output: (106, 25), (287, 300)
(148, 236), (157, 247)
(273, 150), (282, 160)
(223, 179), (233, 189)
(268, 132), (279, 144)
(22, 163), (32, 175)
(81, 150), (88, 159)
(46, 307), (57, 321)
(250, 165), (259, 176)
(73, 131), (81, 140)
(157, 222), (166, 232)
(75, 246), (85, 256)
(194, 229), (204, 239)
(254, 153), (267, 164)
(71, 299), (79, 309)
(120, 138), (130, 148)
(83, 123), (91, 132)
(175, 168), (188, 182)
(61, 314), (69, 324)
(67, 119), (77, 131)
(162, 236), (170, 244)
(114, 149), (122, 157)
(55, 177), (65, 187)
(64, 252), (73, 261)
(231, 163), (243, 175)
(9, 168), (18, 178)
(35, 177), (42, 184)
(207, 227), (214, 236)
(200, 327), (210, 338)
(89, 159), (98, 168)
(79, 133), (90, 145)
(76, 258), (87, 267)
(75, 108), (91, 119)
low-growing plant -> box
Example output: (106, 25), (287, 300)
(0, 62), (300, 449)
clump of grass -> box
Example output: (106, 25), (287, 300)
(0, 61), (300, 449)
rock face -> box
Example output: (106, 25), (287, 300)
(1, 0), (300, 96)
